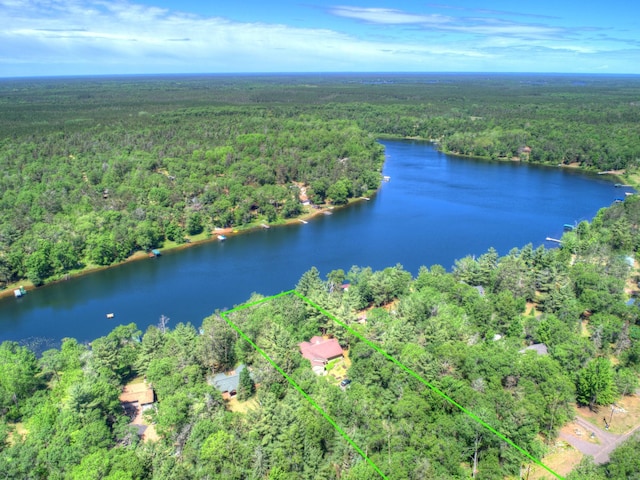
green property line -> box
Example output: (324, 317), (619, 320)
(222, 290), (564, 480)
(292, 291), (564, 480)
(221, 290), (388, 480)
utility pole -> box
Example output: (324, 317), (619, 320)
(609, 404), (616, 427)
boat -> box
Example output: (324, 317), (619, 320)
(151, 249), (161, 257)
(14, 286), (26, 298)
(563, 224), (575, 231)
(106, 313), (115, 319)
(218, 235), (227, 241)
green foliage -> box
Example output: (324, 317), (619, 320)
(5, 74), (640, 289)
(0, 341), (41, 420)
(1, 74), (640, 477)
(605, 433), (640, 479)
(576, 357), (618, 408)
(237, 367), (255, 401)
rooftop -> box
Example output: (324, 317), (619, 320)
(119, 382), (155, 405)
(210, 364), (246, 393)
(299, 337), (343, 363)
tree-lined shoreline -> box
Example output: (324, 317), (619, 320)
(3, 74), (640, 293)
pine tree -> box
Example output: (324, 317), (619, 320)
(237, 367), (255, 401)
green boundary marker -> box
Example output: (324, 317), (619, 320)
(221, 290), (564, 480)
(221, 290), (388, 479)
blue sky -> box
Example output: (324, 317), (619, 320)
(1, 0), (639, 77)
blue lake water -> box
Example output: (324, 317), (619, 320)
(0, 140), (626, 349)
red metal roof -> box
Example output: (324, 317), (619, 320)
(299, 337), (343, 363)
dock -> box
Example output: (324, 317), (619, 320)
(546, 237), (563, 244)
(615, 183), (632, 187)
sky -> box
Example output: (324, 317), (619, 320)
(1, 0), (639, 77)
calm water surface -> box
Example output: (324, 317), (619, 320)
(0, 140), (626, 348)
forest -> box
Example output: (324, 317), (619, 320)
(1, 74), (640, 478)
(1, 193), (640, 479)
(2, 74), (640, 288)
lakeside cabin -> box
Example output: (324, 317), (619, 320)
(119, 383), (156, 440)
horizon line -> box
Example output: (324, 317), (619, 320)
(2, 71), (640, 81)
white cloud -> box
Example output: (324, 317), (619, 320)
(0, 0), (495, 74)
(330, 6), (452, 25)
(330, 5), (563, 40)
(0, 0), (638, 75)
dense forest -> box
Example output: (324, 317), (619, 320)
(1, 193), (640, 479)
(2, 74), (640, 288)
(1, 74), (640, 478)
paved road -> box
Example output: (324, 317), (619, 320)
(560, 415), (640, 464)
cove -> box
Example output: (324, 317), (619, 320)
(0, 140), (625, 350)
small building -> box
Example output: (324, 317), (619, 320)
(299, 336), (344, 374)
(210, 364), (247, 400)
(519, 343), (548, 355)
(518, 146), (532, 158)
(119, 383), (156, 438)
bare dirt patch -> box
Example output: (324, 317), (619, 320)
(575, 394), (640, 435)
(561, 419), (600, 445)
(525, 301), (542, 317)
(6, 422), (28, 446)
(527, 441), (583, 480)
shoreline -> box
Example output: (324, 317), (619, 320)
(391, 134), (636, 186)
(0, 196), (375, 301)
(2, 138), (636, 301)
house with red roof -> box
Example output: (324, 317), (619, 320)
(299, 336), (344, 374)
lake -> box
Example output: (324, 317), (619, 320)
(0, 140), (626, 350)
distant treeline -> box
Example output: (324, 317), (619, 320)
(1, 74), (640, 286)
